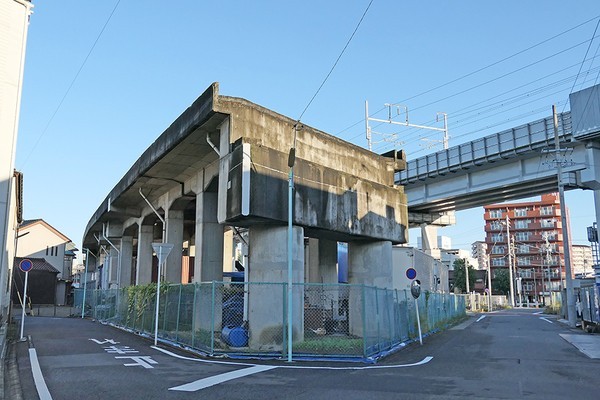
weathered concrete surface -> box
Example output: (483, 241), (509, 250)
(83, 83), (408, 250)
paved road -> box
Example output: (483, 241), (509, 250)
(11, 309), (600, 399)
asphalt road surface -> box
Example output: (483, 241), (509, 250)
(11, 308), (600, 399)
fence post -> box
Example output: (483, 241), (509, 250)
(282, 282), (287, 358)
(175, 284), (182, 341)
(362, 285), (367, 357)
(191, 283), (198, 348)
(211, 281), (215, 354)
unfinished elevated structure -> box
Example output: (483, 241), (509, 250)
(82, 83), (408, 348)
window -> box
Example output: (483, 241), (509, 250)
(517, 256), (531, 266)
(492, 245), (505, 254)
(46, 246), (49, 256)
(540, 206), (554, 216)
(541, 219), (555, 228)
(491, 233), (503, 242)
(519, 269), (533, 278)
(515, 232), (530, 241)
(492, 258), (506, 266)
(515, 220), (530, 229)
(490, 221), (503, 230)
(515, 208), (528, 217)
(489, 210), (503, 219)
(522, 282), (534, 291)
(518, 244), (530, 253)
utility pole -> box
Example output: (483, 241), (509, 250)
(465, 259), (470, 294)
(506, 213), (515, 307)
(552, 105), (576, 328)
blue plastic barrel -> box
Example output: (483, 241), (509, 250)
(221, 325), (248, 347)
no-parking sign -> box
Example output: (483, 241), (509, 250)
(19, 258), (33, 273)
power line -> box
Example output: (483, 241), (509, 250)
(297, 0), (374, 122)
(562, 17), (600, 111)
(335, 14), (600, 139)
(20, 0), (122, 168)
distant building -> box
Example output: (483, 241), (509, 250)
(571, 244), (593, 278)
(417, 235), (452, 251)
(484, 193), (569, 306)
(440, 248), (479, 271)
(16, 219), (77, 305)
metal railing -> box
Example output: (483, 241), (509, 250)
(74, 282), (465, 361)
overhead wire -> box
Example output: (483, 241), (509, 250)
(296, 0), (374, 122)
(20, 0), (122, 168)
(335, 14), (600, 139)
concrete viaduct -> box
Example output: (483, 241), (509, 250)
(400, 84), (600, 251)
(82, 83), (410, 343)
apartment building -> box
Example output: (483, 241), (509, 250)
(484, 193), (569, 305)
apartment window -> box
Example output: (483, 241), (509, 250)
(523, 282), (534, 292)
(520, 269), (533, 278)
(515, 208), (528, 217)
(515, 232), (530, 241)
(490, 221), (503, 230)
(541, 219), (555, 228)
(540, 206), (554, 216)
(492, 245), (505, 254)
(518, 244), (530, 253)
(489, 210), (503, 219)
(491, 233), (503, 242)
(517, 256), (531, 266)
(492, 258), (506, 266)
(515, 219), (530, 229)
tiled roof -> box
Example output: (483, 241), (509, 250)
(14, 257), (60, 273)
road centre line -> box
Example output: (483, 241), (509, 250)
(476, 315), (486, 322)
(540, 317), (553, 324)
(29, 348), (53, 400)
(169, 365), (276, 392)
(152, 345), (433, 370)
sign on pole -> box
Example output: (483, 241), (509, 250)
(19, 259), (33, 340)
(151, 243), (174, 346)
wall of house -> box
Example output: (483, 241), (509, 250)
(392, 247), (449, 293)
(17, 224), (68, 278)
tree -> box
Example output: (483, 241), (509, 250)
(492, 268), (510, 295)
(452, 259), (476, 293)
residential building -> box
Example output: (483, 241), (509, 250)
(571, 244), (593, 278)
(484, 193), (569, 305)
(392, 246), (449, 293)
(16, 219), (77, 305)
(0, 0), (32, 325)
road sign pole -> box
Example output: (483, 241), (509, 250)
(415, 298), (423, 345)
(20, 270), (29, 341)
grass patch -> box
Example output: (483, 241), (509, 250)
(294, 336), (363, 355)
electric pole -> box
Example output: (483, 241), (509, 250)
(506, 213), (515, 307)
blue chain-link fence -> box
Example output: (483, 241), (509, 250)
(74, 282), (465, 361)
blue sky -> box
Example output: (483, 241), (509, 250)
(15, 1), (600, 253)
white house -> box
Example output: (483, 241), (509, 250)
(17, 219), (77, 305)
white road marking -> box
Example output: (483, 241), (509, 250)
(152, 345), (433, 370)
(115, 355), (158, 368)
(540, 317), (553, 324)
(29, 348), (53, 400)
(169, 365), (276, 392)
(534, 311), (543, 315)
(476, 315), (486, 322)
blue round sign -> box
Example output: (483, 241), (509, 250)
(19, 259), (33, 273)
(406, 267), (417, 280)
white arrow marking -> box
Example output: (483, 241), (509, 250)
(169, 365), (277, 392)
(476, 315), (486, 322)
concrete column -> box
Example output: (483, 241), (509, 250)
(120, 236), (133, 287)
(194, 191), (224, 282)
(136, 224), (153, 285)
(247, 225), (304, 349)
(108, 246), (119, 289)
(594, 189), (600, 229)
(223, 229), (234, 273)
(348, 240), (393, 338)
(165, 209), (184, 283)
(420, 223), (440, 259)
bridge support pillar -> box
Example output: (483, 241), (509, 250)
(248, 225), (304, 349)
(119, 236), (133, 287)
(421, 223), (440, 259)
(108, 246), (119, 289)
(194, 191), (224, 282)
(348, 240), (393, 337)
(136, 224), (153, 285)
(165, 209), (184, 283)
